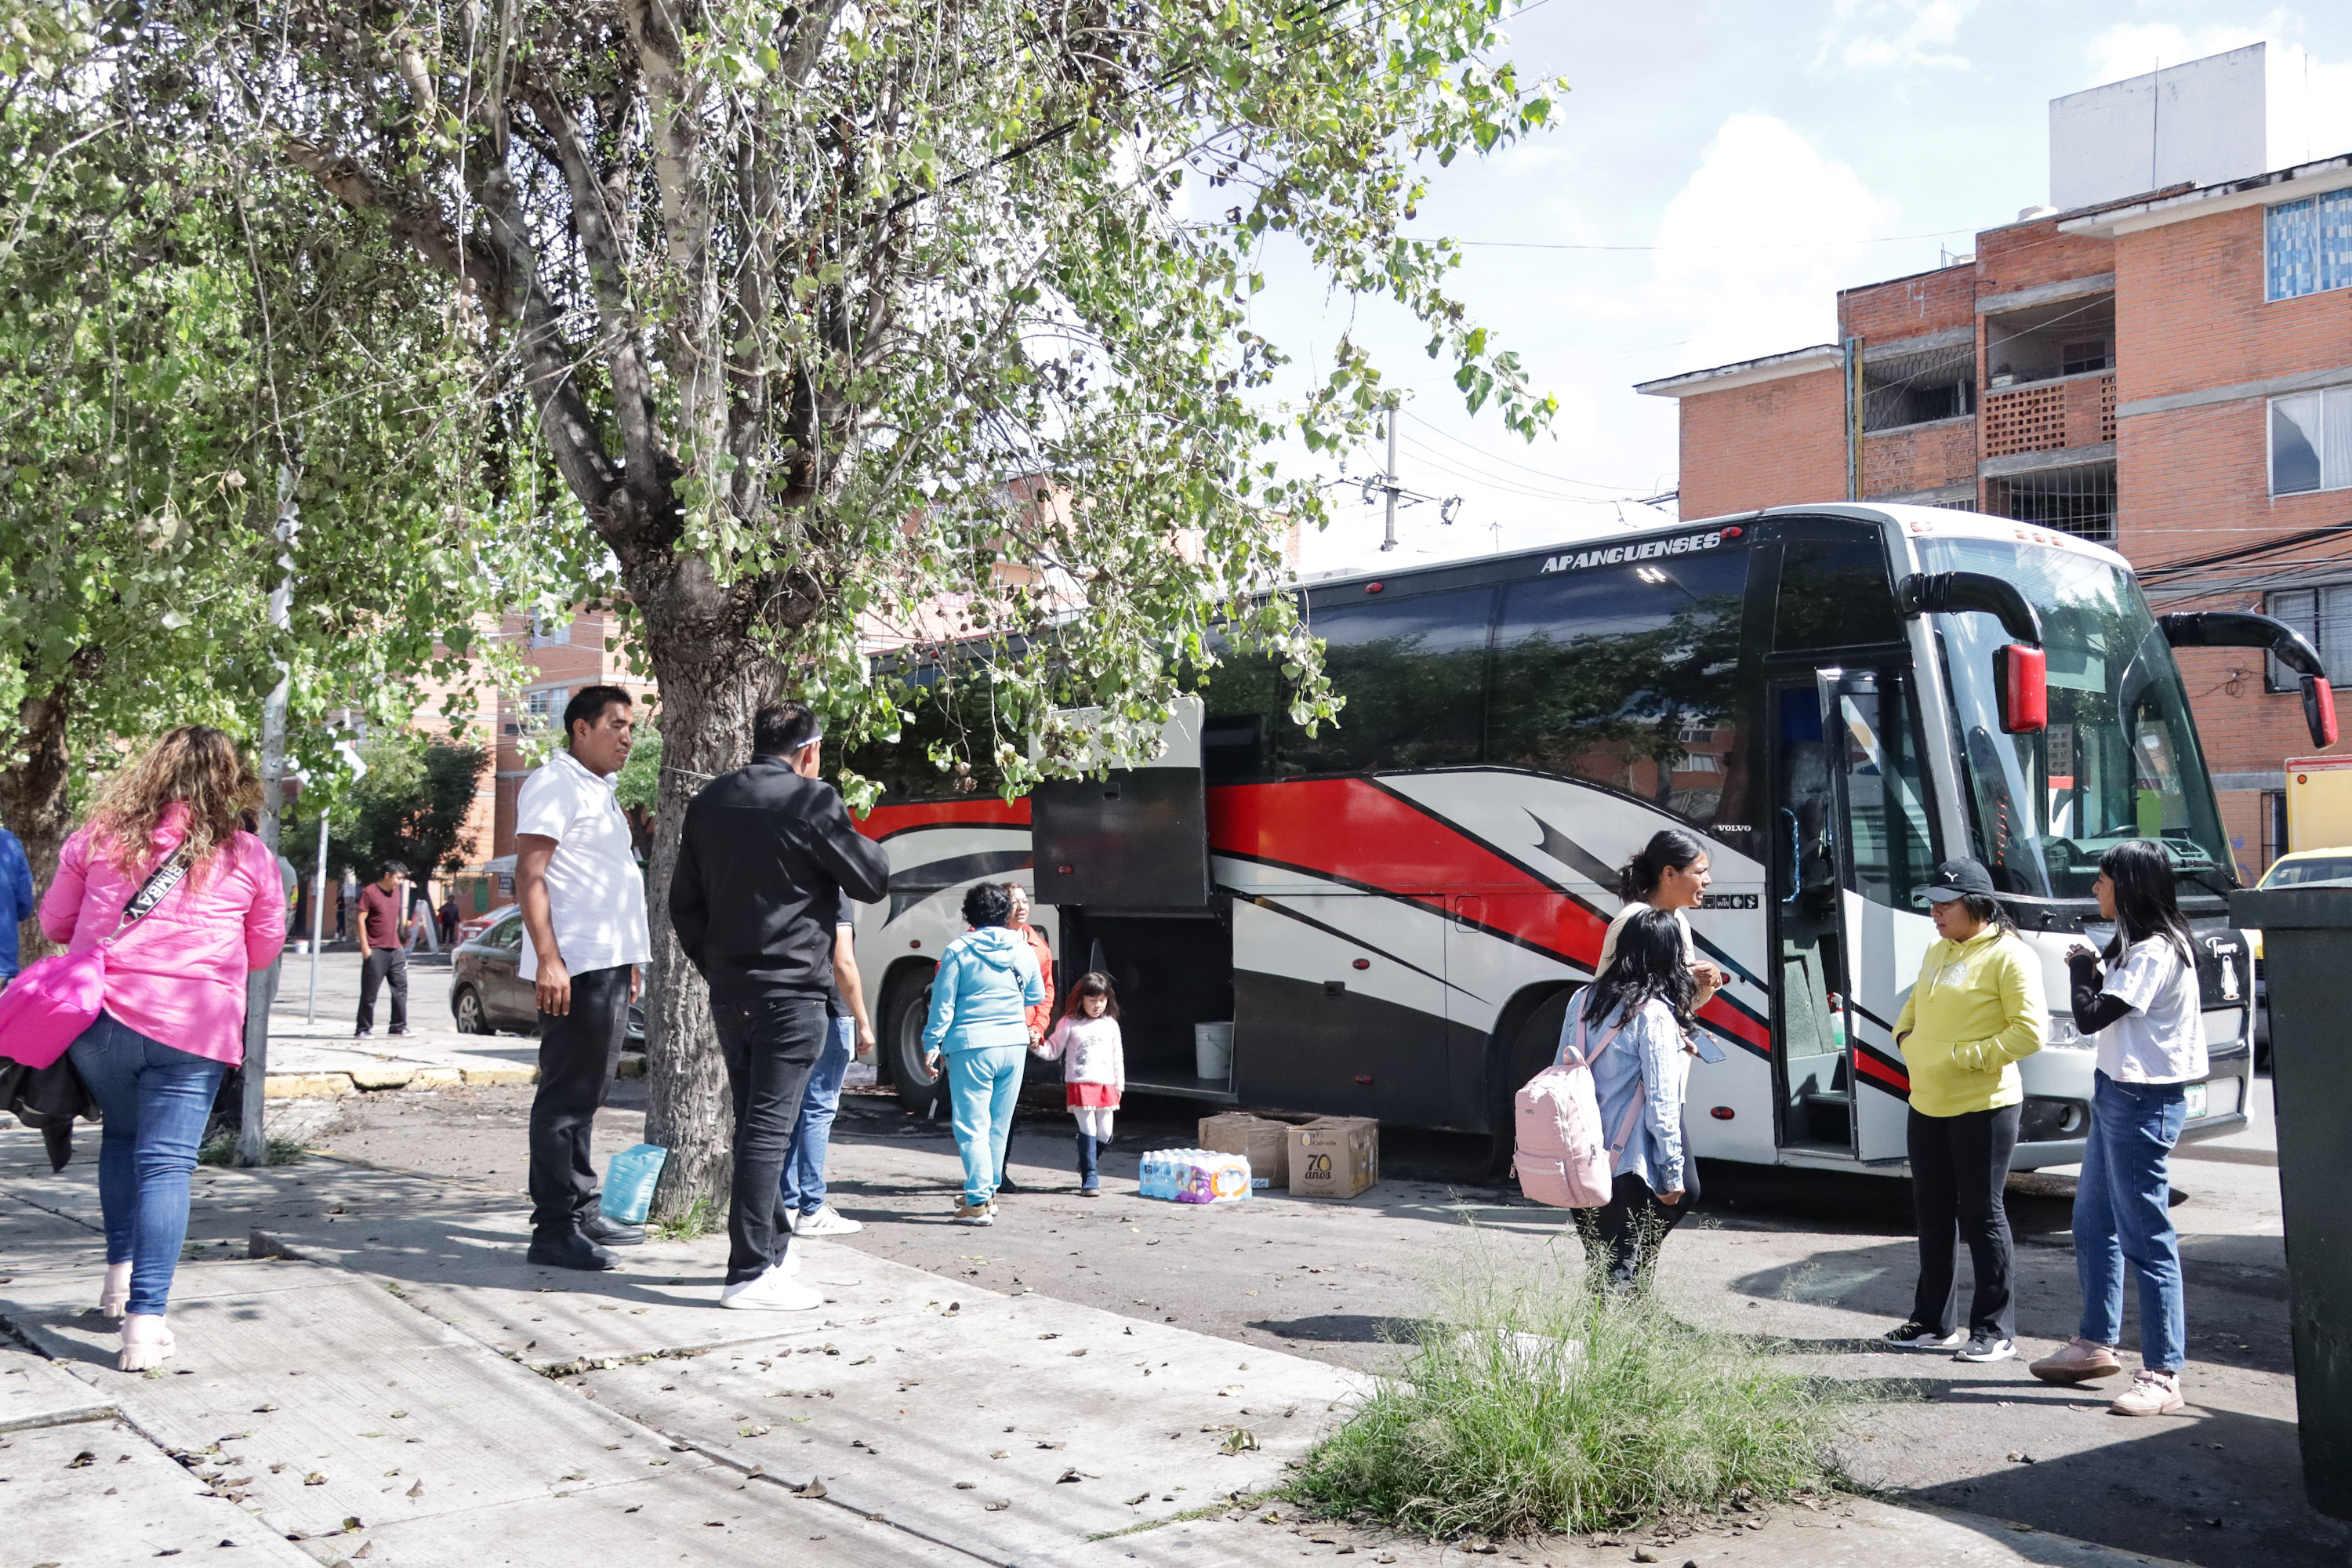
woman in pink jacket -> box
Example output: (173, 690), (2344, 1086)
(41, 726), (286, 1370)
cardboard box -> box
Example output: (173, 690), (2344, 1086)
(1198, 1112), (1291, 1189)
(1289, 1116), (1379, 1200)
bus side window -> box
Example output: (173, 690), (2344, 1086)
(1196, 649), (1280, 782)
(1773, 531), (1902, 652)
(1487, 555), (1748, 829)
(1276, 587), (1494, 775)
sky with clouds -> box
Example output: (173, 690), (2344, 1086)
(1247, 2), (2352, 576)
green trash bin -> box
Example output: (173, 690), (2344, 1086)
(2231, 884), (2352, 1520)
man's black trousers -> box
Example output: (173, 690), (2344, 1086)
(1907, 1103), (2022, 1339)
(712, 989), (828, 1286)
(528, 965), (633, 1236)
(356, 947), (408, 1033)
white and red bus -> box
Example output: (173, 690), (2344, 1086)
(846, 504), (2328, 1174)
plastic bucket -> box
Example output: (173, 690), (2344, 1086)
(601, 1143), (669, 1225)
(1195, 1022), (1235, 1081)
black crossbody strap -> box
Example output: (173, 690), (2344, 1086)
(109, 848), (190, 939)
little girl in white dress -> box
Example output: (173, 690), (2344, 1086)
(1033, 971), (1125, 1196)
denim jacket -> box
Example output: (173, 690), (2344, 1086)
(1559, 987), (1688, 1196)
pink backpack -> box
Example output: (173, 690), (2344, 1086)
(1512, 1000), (1647, 1209)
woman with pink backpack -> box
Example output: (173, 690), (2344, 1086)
(1557, 907), (1700, 1293)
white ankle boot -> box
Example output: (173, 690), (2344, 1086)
(118, 1313), (174, 1372)
(99, 1262), (132, 1320)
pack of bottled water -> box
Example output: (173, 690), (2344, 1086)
(1138, 1148), (1254, 1204)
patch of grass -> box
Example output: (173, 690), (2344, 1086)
(1290, 1236), (1858, 1540)
(197, 1132), (308, 1167)
(645, 1197), (719, 1242)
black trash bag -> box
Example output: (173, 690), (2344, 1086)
(1, 1054), (100, 1172)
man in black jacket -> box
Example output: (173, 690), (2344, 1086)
(672, 702), (891, 1311)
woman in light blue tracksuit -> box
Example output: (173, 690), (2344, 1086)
(924, 881), (1044, 1225)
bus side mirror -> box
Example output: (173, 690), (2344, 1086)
(2303, 673), (2339, 749)
(1995, 644), (2047, 734)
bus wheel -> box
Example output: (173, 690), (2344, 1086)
(1486, 985), (1581, 1178)
(882, 964), (941, 1114)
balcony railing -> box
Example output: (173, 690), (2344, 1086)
(1981, 372), (2116, 459)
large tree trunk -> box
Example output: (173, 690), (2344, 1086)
(630, 554), (780, 1222)
(0, 648), (100, 962)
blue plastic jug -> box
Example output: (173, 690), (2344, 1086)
(602, 1143), (669, 1225)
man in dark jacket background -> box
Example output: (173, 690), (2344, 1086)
(671, 701), (891, 1311)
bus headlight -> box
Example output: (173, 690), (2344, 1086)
(2020, 1097), (2089, 1142)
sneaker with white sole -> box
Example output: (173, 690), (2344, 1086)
(793, 1205), (863, 1237)
(2110, 1368), (2186, 1417)
(1955, 1332), (2017, 1363)
(953, 1202), (994, 1226)
(2029, 1337), (2122, 1385)
(1882, 1320), (1965, 1351)
(719, 1268), (824, 1312)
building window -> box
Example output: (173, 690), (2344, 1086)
(2263, 587), (2352, 689)
(523, 687), (570, 720)
(2261, 789), (2287, 878)
(528, 613), (573, 648)
(2266, 187), (2352, 302)
(1982, 461), (2117, 543)
(2270, 388), (2352, 495)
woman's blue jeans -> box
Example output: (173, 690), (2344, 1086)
(945, 1045), (1025, 1207)
(2074, 1069), (2188, 1373)
(779, 1016), (855, 1215)
(67, 1012), (227, 1317)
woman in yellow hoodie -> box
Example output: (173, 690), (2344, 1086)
(1883, 858), (2045, 1365)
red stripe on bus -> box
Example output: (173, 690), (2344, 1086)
(855, 798), (1031, 841)
(1699, 995), (1772, 1054)
(1853, 1047), (1911, 1094)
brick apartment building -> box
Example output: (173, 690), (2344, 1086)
(1635, 54), (2352, 880)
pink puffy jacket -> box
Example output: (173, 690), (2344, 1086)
(39, 803), (287, 1065)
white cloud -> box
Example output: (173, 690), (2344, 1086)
(1651, 114), (1904, 375)
(1819, 0), (1977, 72)
(2084, 21), (2352, 169)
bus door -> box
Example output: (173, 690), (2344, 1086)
(1769, 674), (1857, 1156)
(1768, 668), (1919, 1162)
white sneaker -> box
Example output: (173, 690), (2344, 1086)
(793, 1205), (863, 1237)
(719, 1268), (824, 1312)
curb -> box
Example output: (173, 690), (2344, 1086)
(262, 1063), (536, 1098)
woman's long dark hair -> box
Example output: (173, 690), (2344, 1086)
(1617, 828), (1705, 902)
(2101, 839), (2194, 967)
(1588, 906), (1697, 1034)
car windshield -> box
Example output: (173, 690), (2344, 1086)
(2264, 855), (2352, 887)
(1919, 536), (2234, 900)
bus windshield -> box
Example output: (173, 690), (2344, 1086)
(1918, 536), (2234, 900)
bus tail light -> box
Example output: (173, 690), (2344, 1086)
(1995, 644), (2047, 734)
(1709, 1105), (1735, 1120)
(2303, 674), (2339, 749)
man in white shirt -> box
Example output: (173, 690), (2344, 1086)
(515, 684), (652, 1272)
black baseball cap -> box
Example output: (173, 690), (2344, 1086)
(1922, 858), (1995, 902)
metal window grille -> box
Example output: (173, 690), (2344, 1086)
(1981, 461), (2116, 543)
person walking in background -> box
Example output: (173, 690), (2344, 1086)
(514, 684), (652, 1272)
(0, 823), (35, 986)
(1033, 971), (1123, 1196)
(353, 861), (409, 1037)
(922, 882), (1045, 1226)
(40, 726), (286, 1370)
(1562, 907), (1699, 1292)
(779, 892), (876, 1238)
(438, 892), (462, 947)
(993, 880), (1054, 1195)
(2031, 840), (2206, 1417)
(672, 702), (890, 1309)
(1883, 858), (2045, 1364)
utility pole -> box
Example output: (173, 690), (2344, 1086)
(1381, 406), (1400, 552)
(238, 466), (297, 1167)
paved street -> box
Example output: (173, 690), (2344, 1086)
(0, 946), (2324, 1566)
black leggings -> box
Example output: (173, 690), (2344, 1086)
(1907, 1104), (2021, 1338)
(1578, 1163), (1700, 1291)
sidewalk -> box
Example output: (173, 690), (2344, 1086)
(0, 1124), (2194, 1568)
(257, 948), (548, 1099)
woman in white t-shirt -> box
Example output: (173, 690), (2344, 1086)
(2030, 840), (2205, 1417)
(1598, 829), (1724, 1011)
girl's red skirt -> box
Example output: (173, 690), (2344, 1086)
(1066, 1081), (1121, 1108)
